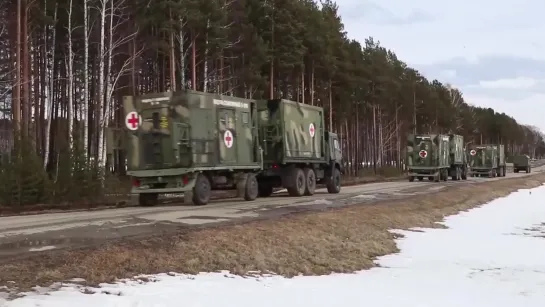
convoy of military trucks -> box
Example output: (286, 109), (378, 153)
(108, 90), (342, 206)
(406, 134), (510, 181)
(105, 89), (535, 207)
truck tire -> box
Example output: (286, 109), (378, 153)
(408, 176), (415, 182)
(451, 167), (461, 180)
(461, 167), (467, 180)
(326, 167), (341, 194)
(258, 184), (273, 197)
(526, 167), (530, 173)
(287, 168), (306, 197)
(244, 173), (259, 201)
(303, 168), (316, 196)
(192, 173), (211, 206)
(138, 193), (158, 207)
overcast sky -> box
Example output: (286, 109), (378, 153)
(337, 0), (545, 132)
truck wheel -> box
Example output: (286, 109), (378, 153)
(461, 167), (467, 180)
(526, 167), (530, 173)
(417, 176), (424, 181)
(514, 169), (519, 173)
(428, 176), (434, 181)
(138, 193), (158, 207)
(303, 168), (316, 196)
(244, 173), (259, 201)
(287, 168), (306, 197)
(326, 167), (341, 194)
(258, 184), (273, 197)
(442, 169), (448, 181)
(408, 176), (415, 182)
(192, 173), (211, 206)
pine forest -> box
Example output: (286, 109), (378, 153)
(0, 0), (544, 208)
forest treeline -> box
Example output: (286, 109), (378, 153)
(0, 0), (544, 207)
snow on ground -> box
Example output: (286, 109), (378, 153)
(3, 185), (545, 307)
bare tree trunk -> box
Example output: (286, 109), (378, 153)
(83, 0), (89, 157)
(43, 2), (57, 169)
(300, 64), (304, 104)
(202, 19), (209, 92)
(96, 0), (107, 169)
(191, 31), (196, 90)
(310, 61), (314, 106)
(178, 18), (187, 89)
(328, 80), (333, 131)
(22, 0), (30, 137)
(67, 0), (74, 149)
(169, 9), (176, 91)
(14, 0), (22, 132)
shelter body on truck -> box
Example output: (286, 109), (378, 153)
(468, 144), (506, 177)
(406, 133), (468, 182)
(255, 99), (343, 197)
(512, 155), (531, 173)
(106, 90), (342, 206)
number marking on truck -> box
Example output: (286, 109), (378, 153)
(213, 99), (249, 109)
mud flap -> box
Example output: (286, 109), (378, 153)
(235, 173), (247, 198)
(183, 191), (194, 204)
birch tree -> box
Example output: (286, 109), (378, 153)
(66, 0), (75, 149)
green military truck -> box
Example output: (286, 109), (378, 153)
(468, 144), (506, 177)
(107, 90), (342, 206)
(255, 99), (343, 197)
(513, 155), (531, 173)
(406, 133), (468, 182)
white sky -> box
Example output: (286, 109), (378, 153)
(4, 185), (545, 306)
(338, 0), (545, 131)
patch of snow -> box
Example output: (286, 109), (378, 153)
(352, 194), (377, 199)
(390, 192), (417, 196)
(4, 185), (545, 306)
(28, 246), (56, 252)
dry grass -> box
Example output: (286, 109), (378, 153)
(1, 174), (544, 292)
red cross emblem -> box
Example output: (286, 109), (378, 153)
(309, 123), (315, 137)
(470, 149), (476, 156)
(419, 150), (427, 158)
(224, 130), (234, 148)
(125, 111), (140, 130)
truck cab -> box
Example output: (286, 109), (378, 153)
(326, 131), (343, 173)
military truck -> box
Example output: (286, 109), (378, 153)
(513, 154), (531, 173)
(468, 144), (506, 177)
(255, 99), (343, 197)
(107, 91), (342, 206)
(111, 90), (263, 206)
(406, 133), (468, 182)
